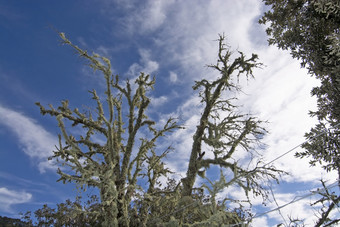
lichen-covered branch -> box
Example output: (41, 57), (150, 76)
(36, 32), (181, 226)
(181, 35), (276, 198)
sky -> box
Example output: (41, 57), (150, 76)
(0, 0), (338, 226)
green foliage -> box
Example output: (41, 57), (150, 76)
(260, 0), (340, 75)
(0, 215), (29, 227)
(21, 196), (102, 227)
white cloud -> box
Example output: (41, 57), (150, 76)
(109, 0), (262, 82)
(76, 36), (88, 48)
(119, 0), (175, 34)
(256, 191), (322, 226)
(0, 3), (22, 23)
(234, 48), (335, 184)
(169, 71), (178, 83)
(0, 187), (32, 214)
(137, 0), (171, 32)
(156, 0), (261, 76)
(96, 45), (111, 57)
(251, 217), (269, 227)
(0, 105), (57, 173)
(150, 95), (168, 107)
(127, 48), (159, 77)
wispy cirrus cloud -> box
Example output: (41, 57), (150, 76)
(0, 105), (57, 173)
(0, 187), (32, 214)
(126, 48), (159, 77)
(0, 3), (23, 25)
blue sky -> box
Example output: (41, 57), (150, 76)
(0, 0), (338, 226)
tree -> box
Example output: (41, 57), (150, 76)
(181, 35), (283, 206)
(0, 215), (28, 227)
(21, 195), (102, 226)
(30, 33), (283, 226)
(36, 32), (181, 226)
(260, 0), (340, 225)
